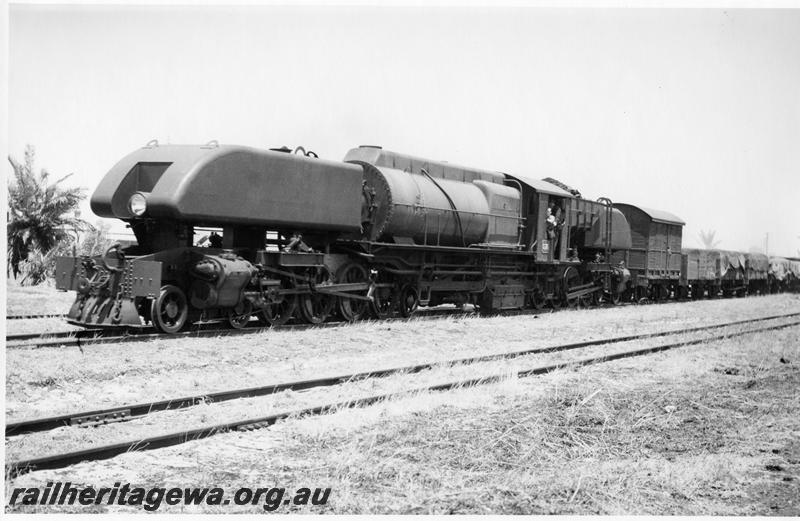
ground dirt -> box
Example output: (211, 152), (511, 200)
(5, 294), (800, 513)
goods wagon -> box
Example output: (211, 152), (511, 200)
(714, 250), (747, 297)
(769, 257), (800, 292)
(681, 249), (746, 298)
(744, 252), (770, 295)
(611, 203), (684, 300)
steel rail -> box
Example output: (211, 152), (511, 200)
(6, 329), (107, 343)
(7, 318), (799, 478)
(5, 291), (785, 347)
(7, 311), (799, 437)
(4, 294), (771, 349)
(6, 314), (67, 321)
(4, 307), (483, 349)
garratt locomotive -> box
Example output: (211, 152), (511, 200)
(54, 141), (634, 332)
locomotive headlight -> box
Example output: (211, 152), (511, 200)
(128, 192), (147, 216)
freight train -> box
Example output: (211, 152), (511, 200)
(54, 141), (800, 333)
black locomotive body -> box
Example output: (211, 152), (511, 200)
(54, 142), (636, 332)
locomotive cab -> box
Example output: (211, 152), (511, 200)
(504, 175), (570, 262)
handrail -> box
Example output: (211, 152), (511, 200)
(597, 197), (613, 261)
(421, 168), (466, 247)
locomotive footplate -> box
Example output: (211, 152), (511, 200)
(256, 250), (325, 268)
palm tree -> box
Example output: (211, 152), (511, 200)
(7, 145), (91, 280)
(698, 229), (721, 250)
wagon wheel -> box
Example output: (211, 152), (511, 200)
(336, 263), (370, 322)
(607, 287), (622, 306)
(653, 285), (664, 301)
(256, 280), (297, 327)
(623, 288), (635, 304)
(398, 285), (419, 318)
(298, 268), (336, 324)
(563, 266), (582, 309)
(633, 286), (648, 305)
(227, 299), (253, 329)
(150, 284), (189, 334)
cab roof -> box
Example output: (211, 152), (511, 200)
(615, 203), (685, 226)
(503, 173), (574, 197)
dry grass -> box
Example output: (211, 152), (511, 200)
(5, 282), (76, 317)
(7, 324), (800, 514)
(6, 318), (789, 461)
(6, 294), (800, 423)
(5, 318), (83, 336)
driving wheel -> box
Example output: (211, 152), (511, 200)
(298, 268), (335, 324)
(336, 263), (370, 322)
(256, 279), (298, 327)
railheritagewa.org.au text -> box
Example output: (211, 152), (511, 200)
(8, 482), (331, 511)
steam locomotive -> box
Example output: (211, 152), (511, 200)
(54, 142), (799, 333)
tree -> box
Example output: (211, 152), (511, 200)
(698, 229), (721, 249)
(7, 145), (91, 281)
(79, 220), (115, 257)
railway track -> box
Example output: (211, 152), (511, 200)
(6, 329), (107, 344)
(2, 292), (779, 323)
(6, 312), (799, 477)
(6, 313), (67, 321)
(5, 295), (768, 348)
(5, 307), (479, 349)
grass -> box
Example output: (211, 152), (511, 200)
(6, 323), (800, 514)
(6, 294), (800, 423)
(5, 281), (75, 316)
(237, 327), (799, 514)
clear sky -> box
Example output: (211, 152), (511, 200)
(8, 5), (800, 256)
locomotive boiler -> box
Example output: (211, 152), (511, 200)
(55, 141), (636, 333)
